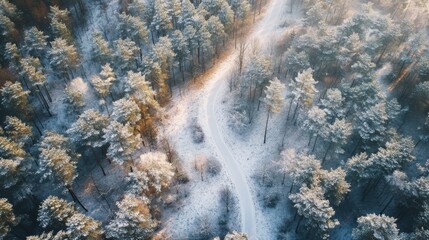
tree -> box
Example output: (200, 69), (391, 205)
(1, 81), (30, 117)
(352, 214), (399, 240)
(150, 0), (173, 38)
(283, 150), (321, 193)
(91, 31), (112, 64)
(4, 116), (33, 146)
(147, 36), (175, 102)
(64, 77), (87, 114)
(207, 16), (227, 55)
(66, 213), (103, 240)
(319, 168), (350, 205)
(0, 198), (16, 239)
(106, 194), (157, 240)
(178, 0), (196, 29)
(302, 106), (327, 151)
(111, 98), (141, 125)
(261, 77), (285, 143)
(321, 118), (353, 163)
(49, 38), (79, 78)
(289, 185), (339, 239)
(103, 121), (142, 171)
(0, 158), (29, 199)
(117, 12), (148, 45)
(283, 48), (310, 78)
(67, 109), (108, 175)
(37, 196), (76, 228)
(0, 13), (17, 40)
(170, 30), (190, 82)
(19, 56), (52, 115)
(114, 38), (140, 72)
(130, 151), (174, 193)
(49, 6), (72, 42)
(38, 132), (86, 211)
(319, 88), (345, 121)
(0, 136), (26, 159)
(23, 27), (48, 57)
(224, 231), (247, 240)
(91, 64), (116, 115)
(288, 68), (318, 121)
(26, 231), (68, 240)
(354, 102), (388, 145)
(4, 42), (21, 72)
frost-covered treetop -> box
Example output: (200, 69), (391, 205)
(352, 214), (399, 240)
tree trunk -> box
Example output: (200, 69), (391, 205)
(321, 143), (332, 165)
(67, 187), (88, 212)
(311, 134), (319, 153)
(91, 148), (106, 176)
(380, 196), (394, 214)
(263, 110), (270, 144)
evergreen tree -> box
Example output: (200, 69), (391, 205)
(321, 118), (352, 162)
(319, 88), (345, 121)
(103, 121), (142, 171)
(132, 151), (174, 193)
(150, 0), (173, 37)
(49, 6), (72, 42)
(4, 116), (33, 146)
(0, 198), (16, 239)
(37, 196), (76, 228)
(66, 213), (103, 240)
(261, 77), (285, 143)
(114, 38), (140, 72)
(283, 150), (321, 192)
(91, 31), (112, 64)
(23, 27), (48, 57)
(302, 106), (327, 150)
(288, 68), (318, 121)
(289, 185), (339, 239)
(67, 109), (108, 175)
(319, 168), (350, 205)
(352, 214), (399, 240)
(170, 30), (190, 81)
(26, 231), (68, 240)
(106, 194), (157, 239)
(112, 98), (141, 125)
(4, 42), (21, 72)
(117, 12), (148, 44)
(49, 38), (79, 78)
(64, 78), (86, 114)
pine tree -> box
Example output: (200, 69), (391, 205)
(0, 13), (17, 39)
(106, 194), (157, 239)
(302, 106), (327, 150)
(319, 168), (350, 205)
(91, 65), (116, 115)
(4, 116), (33, 146)
(66, 213), (103, 240)
(103, 121), (142, 171)
(133, 151), (174, 193)
(64, 77), (87, 114)
(4, 42), (21, 72)
(178, 0), (196, 28)
(114, 38), (140, 72)
(321, 118), (352, 163)
(352, 214), (399, 240)
(23, 27), (48, 57)
(200, 0), (233, 31)
(283, 48), (310, 78)
(261, 77), (285, 143)
(1, 81), (30, 117)
(112, 98), (141, 125)
(224, 231), (247, 240)
(27, 231), (68, 240)
(170, 30), (190, 82)
(288, 68), (318, 121)
(49, 38), (79, 78)
(283, 150), (321, 192)
(38, 132), (85, 211)
(0, 136), (26, 159)
(67, 109), (108, 175)
(49, 6), (72, 42)
(0, 198), (16, 239)
(118, 12), (148, 45)
(289, 185), (339, 239)
(37, 196), (76, 228)
(319, 88), (345, 121)
(91, 31), (112, 64)
(207, 16), (226, 56)
(150, 0), (172, 37)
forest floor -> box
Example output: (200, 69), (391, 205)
(161, 0), (302, 239)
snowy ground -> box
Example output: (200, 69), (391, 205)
(161, 0), (303, 239)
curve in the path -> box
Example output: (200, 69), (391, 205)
(206, 69), (257, 239)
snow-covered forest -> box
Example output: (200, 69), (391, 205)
(1, 0), (429, 239)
